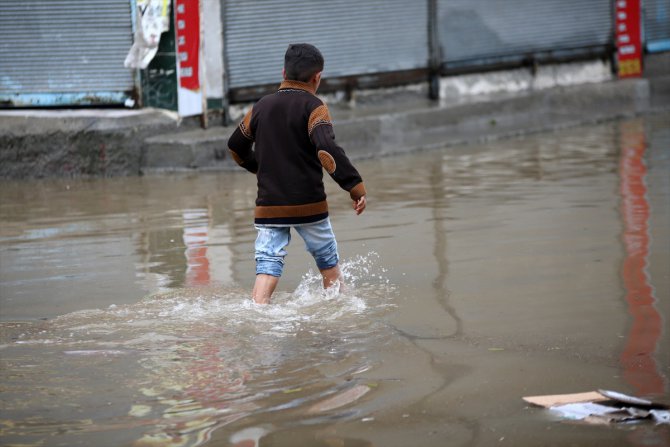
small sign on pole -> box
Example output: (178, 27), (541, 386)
(615, 0), (643, 78)
(175, 0), (204, 117)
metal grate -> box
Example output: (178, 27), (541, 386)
(437, 0), (613, 68)
(644, 0), (670, 52)
(0, 0), (134, 95)
(224, 0), (429, 89)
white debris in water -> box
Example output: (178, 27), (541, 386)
(129, 405), (152, 417)
(64, 350), (126, 356)
(123, 332), (189, 346)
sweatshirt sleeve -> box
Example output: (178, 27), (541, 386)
(308, 104), (367, 200)
(226, 107), (258, 174)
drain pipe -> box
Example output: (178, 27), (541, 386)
(428, 0), (441, 100)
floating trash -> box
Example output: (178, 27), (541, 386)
(523, 390), (670, 425)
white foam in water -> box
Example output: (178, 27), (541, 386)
(2, 253), (396, 445)
(30, 252), (394, 347)
(240, 252), (390, 327)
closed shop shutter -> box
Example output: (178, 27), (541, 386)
(0, 0), (134, 106)
(224, 0), (429, 90)
(437, 0), (612, 70)
(644, 0), (670, 52)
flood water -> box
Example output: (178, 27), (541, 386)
(1, 114), (669, 447)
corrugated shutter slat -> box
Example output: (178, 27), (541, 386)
(0, 0), (134, 95)
(437, 0), (612, 68)
(224, 0), (429, 89)
(644, 0), (670, 52)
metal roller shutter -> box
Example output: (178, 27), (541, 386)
(644, 0), (670, 52)
(0, 0), (134, 106)
(437, 0), (612, 69)
(224, 0), (429, 89)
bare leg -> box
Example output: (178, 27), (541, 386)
(320, 265), (344, 292)
(252, 274), (279, 304)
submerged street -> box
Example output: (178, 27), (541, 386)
(1, 114), (668, 446)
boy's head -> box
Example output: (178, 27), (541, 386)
(284, 43), (324, 83)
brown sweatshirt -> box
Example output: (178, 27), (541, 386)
(227, 80), (366, 225)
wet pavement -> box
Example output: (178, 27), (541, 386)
(0, 113), (669, 446)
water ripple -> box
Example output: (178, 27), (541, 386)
(0, 254), (396, 447)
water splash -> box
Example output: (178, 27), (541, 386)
(0, 253), (395, 447)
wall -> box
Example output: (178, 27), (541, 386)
(203, 0), (224, 102)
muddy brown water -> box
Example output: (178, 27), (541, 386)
(1, 114), (668, 447)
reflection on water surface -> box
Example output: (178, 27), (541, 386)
(1, 114), (668, 446)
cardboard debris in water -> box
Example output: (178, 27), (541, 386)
(307, 384), (371, 414)
(523, 390), (670, 425)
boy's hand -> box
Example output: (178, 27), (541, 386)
(353, 196), (366, 215)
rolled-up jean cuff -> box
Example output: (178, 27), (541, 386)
(294, 219), (339, 271)
(254, 225), (290, 277)
(314, 251), (338, 270)
(255, 258), (284, 277)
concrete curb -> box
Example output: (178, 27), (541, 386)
(0, 109), (181, 179)
(142, 127), (236, 173)
(337, 78), (654, 160)
(143, 78), (660, 175)
(1, 77), (667, 179)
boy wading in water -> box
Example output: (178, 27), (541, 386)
(227, 43), (367, 305)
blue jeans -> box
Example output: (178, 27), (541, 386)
(254, 218), (339, 277)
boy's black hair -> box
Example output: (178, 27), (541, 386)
(284, 43), (324, 82)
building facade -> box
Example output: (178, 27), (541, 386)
(1, 0), (668, 114)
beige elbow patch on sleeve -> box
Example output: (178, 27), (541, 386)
(229, 149), (244, 165)
(318, 150), (336, 174)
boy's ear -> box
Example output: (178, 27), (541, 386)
(282, 68), (287, 80)
(312, 71), (322, 91)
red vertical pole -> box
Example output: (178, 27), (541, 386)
(615, 0), (643, 78)
(175, 0), (201, 90)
